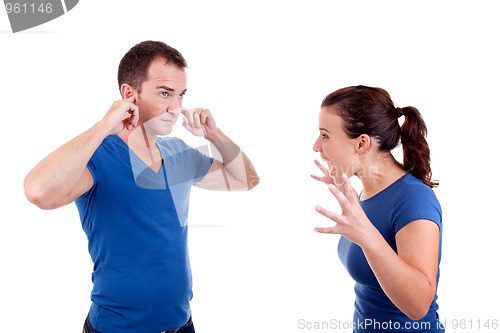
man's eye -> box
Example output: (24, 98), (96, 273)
(160, 92), (169, 97)
(179, 93), (185, 99)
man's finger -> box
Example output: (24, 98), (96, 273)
(183, 108), (195, 127)
(128, 104), (139, 125)
(193, 109), (202, 129)
(200, 109), (211, 124)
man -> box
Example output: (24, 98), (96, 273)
(24, 41), (259, 333)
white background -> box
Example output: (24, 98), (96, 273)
(1, 1), (499, 332)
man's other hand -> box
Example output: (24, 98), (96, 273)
(101, 98), (140, 135)
(181, 107), (218, 140)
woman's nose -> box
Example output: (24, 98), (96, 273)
(312, 138), (321, 152)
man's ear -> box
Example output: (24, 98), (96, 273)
(120, 84), (137, 102)
(356, 134), (371, 154)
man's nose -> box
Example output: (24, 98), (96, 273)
(168, 98), (182, 113)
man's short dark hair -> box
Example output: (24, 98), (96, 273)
(118, 41), (187, 94)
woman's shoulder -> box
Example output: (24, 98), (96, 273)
(398, 173), (439, 202)
(391, 173), (442, 232)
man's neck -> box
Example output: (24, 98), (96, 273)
(118, 124), (157, 147)
(118, 125), (162, 172)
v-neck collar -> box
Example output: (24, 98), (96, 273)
(113, 135), (164, 174)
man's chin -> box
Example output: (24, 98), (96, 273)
(157, 126), (174, 136)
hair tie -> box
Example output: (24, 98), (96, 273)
(396, 107), (404, 118)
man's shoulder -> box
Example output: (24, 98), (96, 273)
(97, 135), (125, 153)
(156, 136), (190, 152)
(99, 134), (121, 146)
(88, 135), (127, 165)
(157, 136), (183, 144)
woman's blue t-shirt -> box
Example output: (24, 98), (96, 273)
(75, 135), (213, 333)
(338, 173), (444, 332)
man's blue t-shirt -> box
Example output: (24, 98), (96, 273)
(75, 135), (213, 333)
(338, 173), (444, 333)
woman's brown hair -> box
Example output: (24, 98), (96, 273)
(321, 85), (438, 188)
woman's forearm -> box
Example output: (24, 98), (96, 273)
(361, 229), (436, 321)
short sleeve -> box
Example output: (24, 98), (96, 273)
(391, 184), (442, 234)
(77, 144), (103, 200)
(181, 141), (213, 184)
(74, 142), (106, 229)
(191, 149), (214, 184)
(158, 137), (214, 186)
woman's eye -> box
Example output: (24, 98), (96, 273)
(322, 134), (329, 140)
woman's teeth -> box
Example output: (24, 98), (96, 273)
(328, 165), (335, 178)
(322, 158), (336, 178)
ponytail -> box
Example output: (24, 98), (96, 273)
(399, 106), (439, 188)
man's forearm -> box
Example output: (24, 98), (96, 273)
(207, 128), (259, 190)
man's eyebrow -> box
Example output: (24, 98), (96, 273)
(156, 86), (187, 94)
(319, 128), (330, 133)
(156, 85), (175, 91)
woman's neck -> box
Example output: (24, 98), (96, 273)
(358, 154), (407, 201)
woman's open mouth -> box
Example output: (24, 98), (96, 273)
(321, 157), (337, 179)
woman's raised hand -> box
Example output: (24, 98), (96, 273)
(314, 173), (377, 247)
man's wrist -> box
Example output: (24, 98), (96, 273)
(205, 128), (224, 142)
(94, 118), (115, 138)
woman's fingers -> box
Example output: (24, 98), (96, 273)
(311, 159), (335, 185)
(314, 206), (341, 234)
(328, 183), (350, 210)
(315, 205), (342, 223)
(314, 227), (339, 234)
(310, 174), (324, 182)
(341, 173), (359, 203)
(314, 159), (328, 173)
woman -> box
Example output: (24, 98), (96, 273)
(312, 86), (444, 332)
